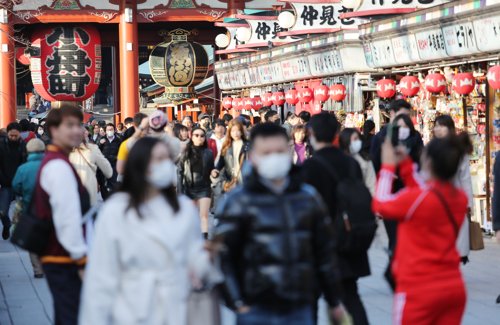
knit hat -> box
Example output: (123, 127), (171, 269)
(149, 110), (168, 131)
(26, 138), (45, 153)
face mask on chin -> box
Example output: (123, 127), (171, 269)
(147, 160), (177, 189)
(255, 152), (292, 181)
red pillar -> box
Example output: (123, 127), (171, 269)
(0, 12), (16, 127)
(119, 0), (139, 122)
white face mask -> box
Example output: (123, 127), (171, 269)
(38, 129), (44, 136)
(255, 153), (292, 181)
(147, 160), (177, 189)
(398, 127), (410, 141)
(349, 139), (362, 154)
(106, 131), (115, 138)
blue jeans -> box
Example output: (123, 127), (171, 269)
(237, 305), (313, 325)
(0, 187), (14, 216)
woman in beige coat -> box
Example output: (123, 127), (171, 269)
(69, 127), (113, 206)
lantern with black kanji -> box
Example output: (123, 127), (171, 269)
(30, 25), (102, 101)
(452, 73), (475, 95)
(149, 29), (209, 102)
(425, 73), (447, 94)
(399, 76), (420, 97)
(376, 79), (396, 99)
(487, 65), (500, 90)
(329, 84), (346, 102)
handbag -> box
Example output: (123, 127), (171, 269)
(223, 154), (244, 193)
(469, 217), (485, 251)
(186, 288), (221, 325)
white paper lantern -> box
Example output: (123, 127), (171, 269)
(215, 33), (230, 48)
(342, 0), (362, 10)
(236, 27), (252, 43)
(278, 11), (296, 29)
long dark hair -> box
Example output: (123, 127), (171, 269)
(183, 127), (207, 162)
(434, 114), (456, 134)
(393, 114), (416, 135)
(339, 128), (360, 154)
(426, 133), (470, 181)
(120, 137), (179, 217)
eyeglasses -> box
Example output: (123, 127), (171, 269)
(192, 133), (205, 138)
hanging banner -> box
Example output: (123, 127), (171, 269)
(442, 22), (478, 56)
(391, 34), (420, 65)
(342, 0), (450, 18)
(370, 38), (396, 67)
(308, 49), (343, 77)
(473, 14), (500, 52)
(414, 28), (447, 61)
(236, 15), (295, 48)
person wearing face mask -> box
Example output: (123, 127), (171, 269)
(198, 113), (213, 137)
(98, 123), (123, 198)
(0, 122), (27, 239)
(301, 113), (370, 325)
(36, 124), (50, 144)
(79, 137), (212, 325)
(178, 127), (214, 238)
(214, 122), (349, 325)
(339, 128), (376, 195)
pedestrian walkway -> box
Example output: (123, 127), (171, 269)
(0, 228), (499, 325)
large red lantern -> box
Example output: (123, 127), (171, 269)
(252, 96), (263, 110)
(285, 89), (299, 105)
(261, 92), (273, 106)
(271, 91), (285, 106)
(425, 73), (447, 93)
(452, 72), (475, 95)
(243, 97), (253, 110)
(399, 76), (420, 97)
(487, 65), (500, 90)
(298, 87), (313, 103)
(232, 98), (242, 111)
(329, 84), (347, 102)
(30, 25), (102, 102)
(16, 48), (30, 66)
(222, 97), (233, 109)
(314, 84), (329, 103)
(376, 79), (396, 99)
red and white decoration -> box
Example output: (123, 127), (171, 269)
(314, 84), (329, 103)
(399, 75), (420, 97)
(232, 98), (242, 111)
(329, 84), (347, 102)
(452, 72), (475, 95)
(285, 89), (299, 105)
(425, 73), (447, 94)
(487, 65), (500, 90)
(252, 96), (263, 110)
(298, 87), (314, 103)
(222, 97), (233, 109)
(30, 25), (102, 102)
(271, 91), (286, 106)
(376, 79), (396, 99)
(243, 97), (253, 110)
(261, 92), (273, 106)
(16, 48), (30, 66)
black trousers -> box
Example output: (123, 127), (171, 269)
(43, 264), (82, 325)
(383, 219), (398, 292)
(341, 278), (369, 325)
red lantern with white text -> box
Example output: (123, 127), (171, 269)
(452, 73), (475, 95)
(376, 79), (396, 99)
(30, 25), (102, 101)
(271, 92), (285, 106)
(329, 84), (346, 102)
(222, 97), (233, 110)
(261, 92), (273, 106)
(399, 76), (420, 97)
(232, 98), (242, 111)
(299, 87), (313, 103)
(425, 73), (447, 93)
(487, 65), (500, 90)
(252, 96), (263, 110)
(314, 84), (329, 103)
(285, 89), (299, 105)
(243, 97), (253, 110)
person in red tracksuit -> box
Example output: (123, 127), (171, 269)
(372, 134), (469, 325)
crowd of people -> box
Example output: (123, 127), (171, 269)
(0, 100), (499, 325)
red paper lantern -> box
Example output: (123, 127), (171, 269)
(30, 25), (102, 102)
(487, 65), (500, 90)
(376, 79), (396, 99)
(285, 89), (299, 105)
(314, 84), (329, 103)
(252, 96), (263, 110)
(271, 91), (285, 106)
(329, 84), (347, 102)
(243, 97), (253, 110)
(261, 92), (273, 106)
(399, 76), (420, 97)
(16, 48), (30, 66)
(311, 100), (322, 114)
(452, 72), (475, 95)
(222, 97), (233, 109)
(425, 73), (447, 93)
(232, 98), (242, 110)
(298, 87), (313, 103)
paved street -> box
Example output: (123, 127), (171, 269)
(1, 225), (499, 325)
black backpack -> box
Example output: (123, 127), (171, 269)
(314, 155), (377, 253)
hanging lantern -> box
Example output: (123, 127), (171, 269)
(222, 97), (233, 110)
(399, 75), (420, 97)
(16, 48), (30, 66)
(252, 96), (263, 110)
(425, 73), (447, 93)
(243, 97), (253, 110)
(311, 100), (322, 114)
(149, 29), (209, 102)
(452, 72), (475, 95)
(30, 25), (102, 102)
(376, 79), (396, 99)
(487, 65), (500, 90)
(271, 91), (285, 106)
(285, 89), (299, 105)
(314, 84), (329, 103)
(232, 98), (242, 111)
(298, 87), (313, 103)
(261, 92), (273, 106)
(329, 84), (347, 102)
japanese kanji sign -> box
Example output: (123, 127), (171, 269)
(242, 19), (295, 47)
(31, 25), (102, 102)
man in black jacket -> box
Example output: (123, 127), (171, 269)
(98, 123), (122, 198)
(301, 112), (370, 325)
(0, 122), (27, 239)
(214, 123), (347, 325)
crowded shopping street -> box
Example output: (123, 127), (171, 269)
(1, 0), (500, 325)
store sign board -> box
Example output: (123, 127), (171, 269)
(245, 20), (293, 46)
(290, 3), (363, 32)
(248, 66), (261, 86)
(281, 56), (310, 81)
(473, 15), (500, 52)
(353, 0), (448, 12)
(370, 39), (396, 67)
(308, 50), (343, 77)
(271, 61), (285, 83)
(392, 34), (420, 64)
(363, 42), (375, 68)
(415, 28), (447, 60)
(442, 22), (478, 56)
